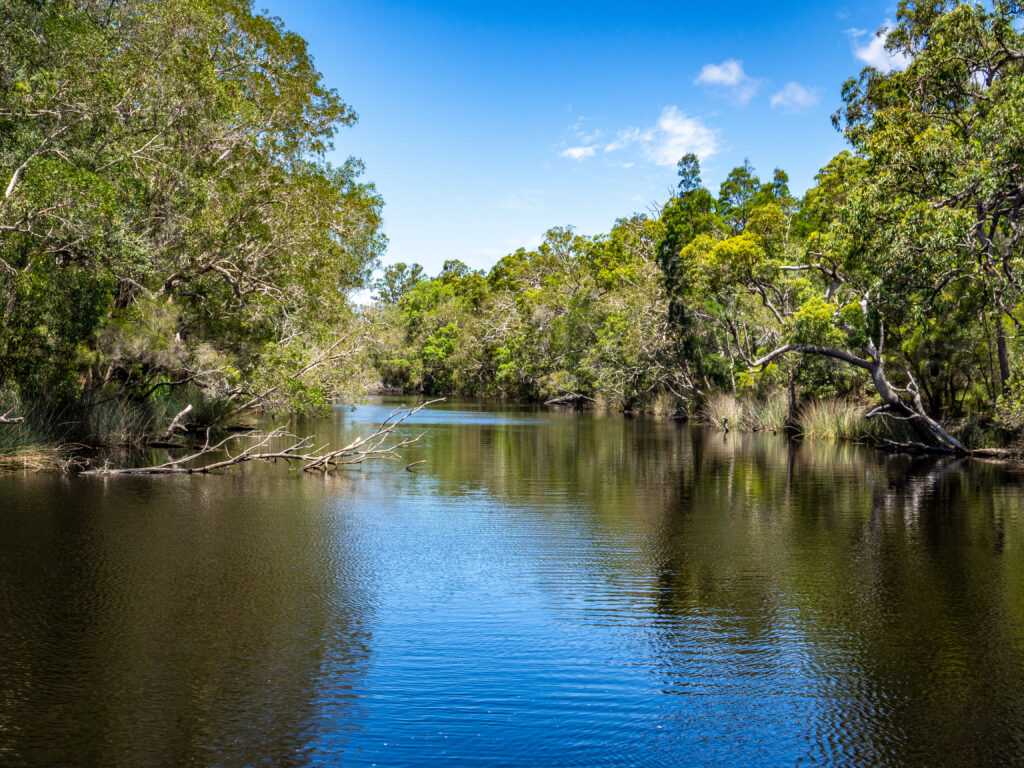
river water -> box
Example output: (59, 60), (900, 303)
(1, 399), (1023, 767)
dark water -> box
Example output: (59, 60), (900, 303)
(2, 399), (1024, 767)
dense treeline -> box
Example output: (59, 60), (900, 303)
(4, 0), (1024, 465)
(1, 0), (382, 459)
(368, 2), (1024, 453)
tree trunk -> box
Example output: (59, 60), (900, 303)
(786, 369), (798, 429)
(752, 343), (967, 454)
(997, 319), (1011, 394)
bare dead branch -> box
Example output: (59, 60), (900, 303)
(80, 400), (443, 476)
(160, 404), (193, 442)
(0, 409), (25, 425)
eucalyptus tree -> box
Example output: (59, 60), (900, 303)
(836, 0), (1024, 395)
(0, 0), (382, 416)
(374, 262), (426, 304)
(741, 0), (1024, 451)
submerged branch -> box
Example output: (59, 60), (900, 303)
(81, 400), (442, 476)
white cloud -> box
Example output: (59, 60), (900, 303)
(695, 59), (760, 104)
(850, 24), (910, 73)
(770, 82), (820, 110)
(561, 146), (595, 160)
(696, 59), (746, 86)
(605, 106), (718, 166)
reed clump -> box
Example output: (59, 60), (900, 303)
(0, 393), (63, 471)
(651, 391), (686, 418)
(748, 392), (788, 432)
(797, 398), (869, 440)
(0, 384), (243, 472)
(700, 392), (788, 432)
(700, 393), (746, 430)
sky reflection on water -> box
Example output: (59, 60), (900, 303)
(2, 399), (1024, 766)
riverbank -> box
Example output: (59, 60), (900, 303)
(0, 386), (248, 473)
(3, 388), (1017, 474)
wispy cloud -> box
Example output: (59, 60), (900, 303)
(770, 82), (819, 111)
(695, 59), (760, 104)
(605, 106), (718, 166)
(497, 189), (544, 210)
(849, 24), (910, 73)
(561, 146), (596, 160)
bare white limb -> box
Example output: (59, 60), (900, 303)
(81, 400), (443, 476)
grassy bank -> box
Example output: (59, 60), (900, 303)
(697, 392), (1011, 453)
(0, 386), (243, 472)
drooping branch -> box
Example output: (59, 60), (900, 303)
(81, 400), (443, 476)
(749, 342), (968, 454)
(750, 343), (875, 371)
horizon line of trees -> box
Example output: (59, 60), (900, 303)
(364, 1), (1024, 453)
(4, 0), (1024, 457)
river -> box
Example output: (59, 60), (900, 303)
(2, 398), (1023, 767)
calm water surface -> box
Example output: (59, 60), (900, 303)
(2, 399), (1024, 767)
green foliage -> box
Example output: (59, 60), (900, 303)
(788, 297), (844, 347)
(996, 375), (1024, 430)
(375, 262), (425, 304)
(0, 0), (384, 435)
(4, 0), (1022, 457)
(372, 218), (685, 409)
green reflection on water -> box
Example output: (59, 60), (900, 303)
(1, 400), (1023, 767)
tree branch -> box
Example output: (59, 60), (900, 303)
(750, 343), (874, 371)
(81, 400), (443, 475)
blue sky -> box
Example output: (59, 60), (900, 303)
(259, 1), (907, 278)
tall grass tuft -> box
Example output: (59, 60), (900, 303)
(82, 398), (161, 446)
(0, 390), (63, 470)
(652, 391), (685, 418)
(749, 392), (788, 432)
(701, 393), (747, 430)
(797, 398), (869, 440)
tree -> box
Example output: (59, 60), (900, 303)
(676, 153), (702, 194)
(374, 262), (425, 304)
(0, 0), (384, 423)
(739, 0), (1024, 451)
(717, 160), (761, 234)
(836, 0), (1024, 395)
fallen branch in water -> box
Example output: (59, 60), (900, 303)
(544, 391), (596, 406)
(81, 400), (441, 476)
(0, 408), (25, 424)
